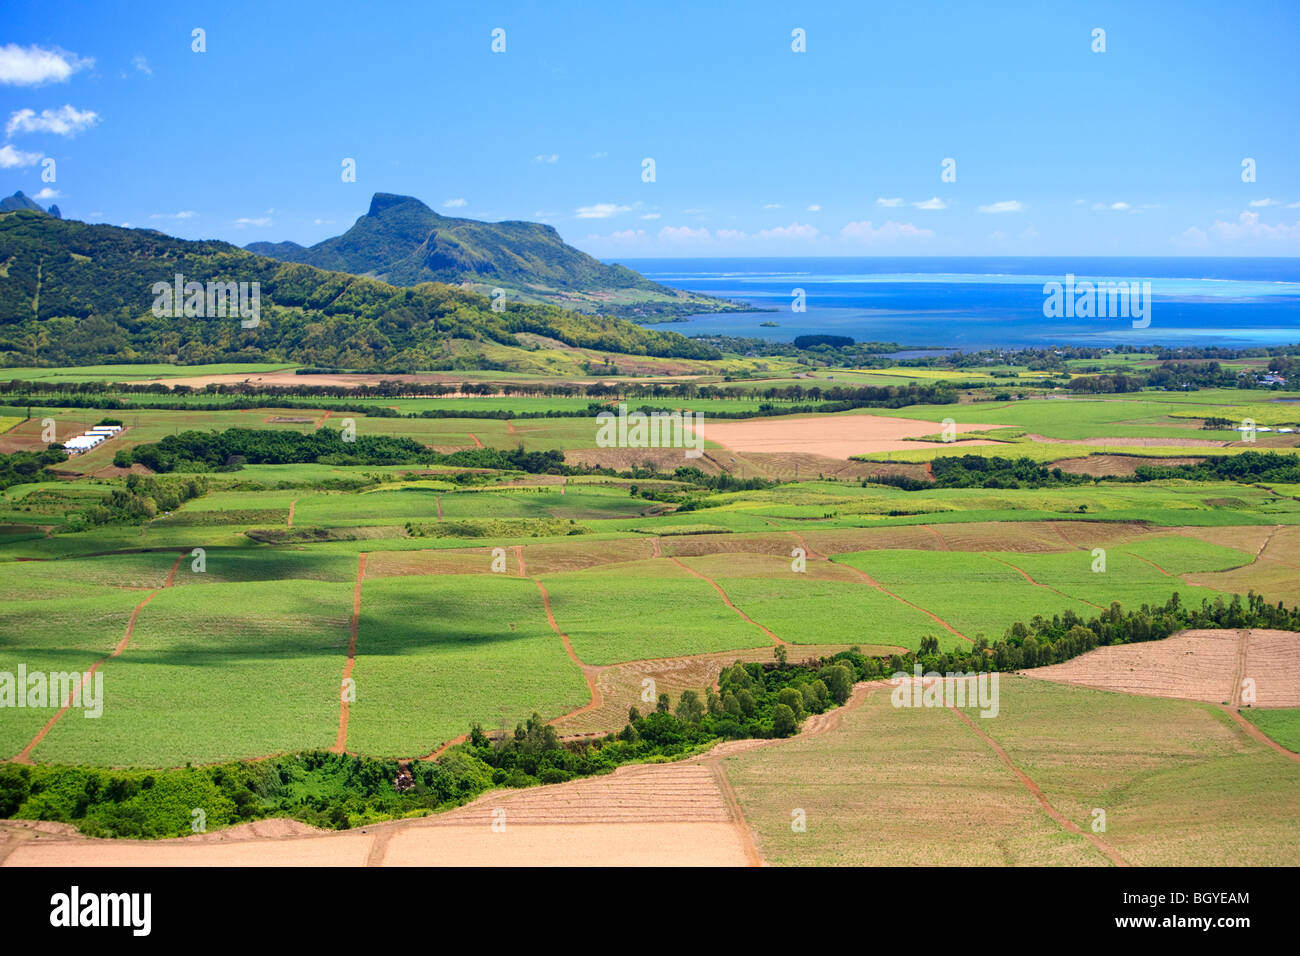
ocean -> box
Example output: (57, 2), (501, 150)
(619, 257), (1300, 350)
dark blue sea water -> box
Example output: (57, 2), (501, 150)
(616, 257), (1300, 350)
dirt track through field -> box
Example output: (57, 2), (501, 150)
(287, 499), (296, 528)
(946, 702), (1129, 866)
(468, 432), (484, 448)
(12, 550), (187, 764)
(1123, 551), (1173, 577)
(667, 557), (787, 645)
(332, 552), (368, 754)
(834, 560), (973, 644)
(314, 410), (332, 430)
(513, 545), (526, 577)
(987, 555), (1104, 610)
(535, 580), (602, 721)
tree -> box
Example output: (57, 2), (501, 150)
(656, 692), (670, 713)
(772, 704), (797, 738)
(773, 644), (788, 667)
(675, 690), (705, 723)
(818, 664), (853, 705)
(778, 687), (806, 719)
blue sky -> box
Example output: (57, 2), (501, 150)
(2, 0), (1297, 257)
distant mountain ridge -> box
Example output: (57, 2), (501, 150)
(0, 209), (721, 369)
(247, 193), (742, 319)
(2, 191), (61, 219)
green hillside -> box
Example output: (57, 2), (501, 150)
(0, 209), (720, 369)
(247, 193), (744, 319)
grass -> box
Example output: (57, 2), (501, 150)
(1240, 708), (1300, 752)
(28, 580), (350, 766)
(346, 575), (590, 757)
(724, 676), (1300, 865)
(539, 559), (773, 665)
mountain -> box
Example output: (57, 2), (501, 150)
(0, 209), (721, 369)
(1, 191), (61, 218)
(246, 193), (743, 319)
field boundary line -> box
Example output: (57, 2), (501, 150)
(832, 559), (973, 645)
(985, 554), (1104, 611)
(1215, 704), (1300, 763)
(1122, 551), (1173, 578)
(946, 703), (1129, 867)
(706, 758), (763, 866)
(923, 524), (951, 550)
(788, 531), (823, 560)
(332, 552), (368, 754)
(11, 550), (186, 764)
(667, 556), (787, 645)
(534, 580), (603, 720)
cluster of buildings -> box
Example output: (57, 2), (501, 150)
(62, 424), (123, 455)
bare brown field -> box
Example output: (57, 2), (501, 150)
(0, 416), (95, 454)
(1051, 455), (1205, 476)
(728, 452), (931, 483)
(564, 446), (725, 474)
(1025, 628), (1300, 707)
(1180, 525), (1300, 605)
(693, 413), (1002, 460)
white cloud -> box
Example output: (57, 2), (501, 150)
(875, 197), (904, 208)
(912, 197), (946, 211)
(1073, 198), (1088, 205)
(979, 200), (1023, 214)
(150, 211), (196, 220)
(576, 202), (630, 219)
(132, 55), (152, 77)
(658, 225), (711, 242)
(1249, 198), (1279, 208)
(0, 45), (93, 86)
(763, 203), (782, 209)
(1288, 201), (1300, 209)
(234, 217), (272, 228)
(587, 229), (646, 243)
(534, 153), (559, 163)
(33, 187), (59, 200)
(806, 204), (821, 212)
(1209, 210), (1300, 242)
(716, 228), (748, 240)
(639, 212), (660, 220)
(840, 220), (934, 241)
(1110, 201), (1130, 210)
(591, 151), (607, 159)
(313, 218), (335, 225)
(443, 198), (467, 208)
(6, 104), (100, 137)
(0, 144), (42, 167)
(1172, 226), (1209, 248)
(757, 222), (818, 240)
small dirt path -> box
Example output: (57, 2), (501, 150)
(332, 553), (368, 754)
